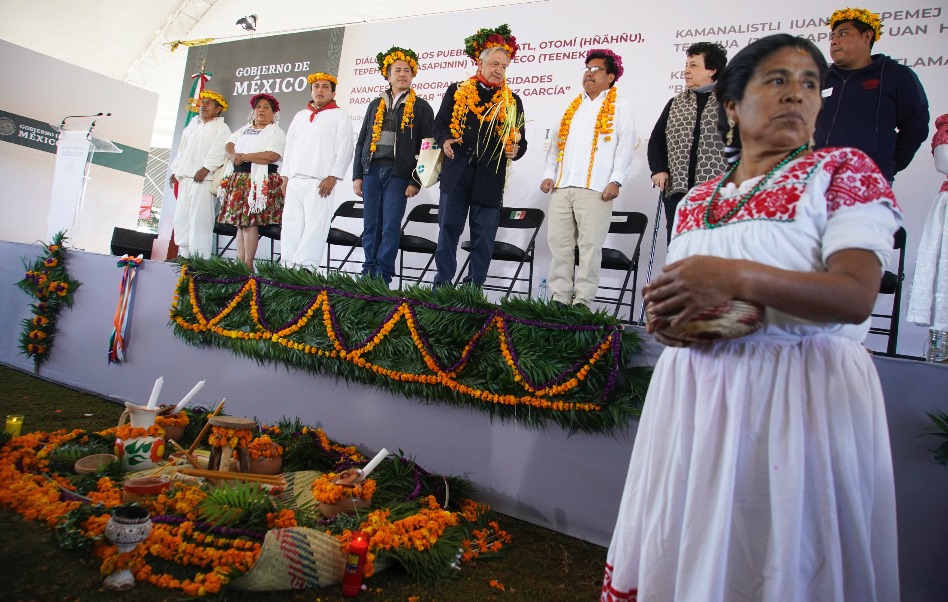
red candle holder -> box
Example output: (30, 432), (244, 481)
(341, 530), (369, 597)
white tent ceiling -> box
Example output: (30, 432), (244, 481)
(0, 0), (541, 147)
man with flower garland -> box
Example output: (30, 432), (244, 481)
(353, 47), (434, 285)
(432, 24), (528, 288)
(814, 7), (929, 183)
(540, 50), (635, 309)
(280, 73), (354, 271)
(168, 89), (231, 258)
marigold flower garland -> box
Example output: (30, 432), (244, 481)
(171, 267), (638, 426)
(449, 78), (517, 151)
(555, 86), (618, 188)
(16, 231), (82, 369)
(369, 89), (417, 153)
(170, 260), (647, 432)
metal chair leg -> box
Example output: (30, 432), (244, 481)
(638, 192), (665, 325)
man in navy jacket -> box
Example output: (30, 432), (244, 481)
(814, 7), (929, 183)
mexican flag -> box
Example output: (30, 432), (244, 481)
(184, 71), (212, 127)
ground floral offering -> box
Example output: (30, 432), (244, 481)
(0, 416), (511, 596)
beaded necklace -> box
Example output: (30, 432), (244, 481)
(704, 144), (807, 229)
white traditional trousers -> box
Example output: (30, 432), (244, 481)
(281, 176), (334, 271)
(547, 186), (613, 306)
(172, 176), (216, 258)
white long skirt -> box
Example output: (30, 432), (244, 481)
(602, 335), (899, 602)
(907, 189), (948, 330)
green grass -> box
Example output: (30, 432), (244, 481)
(0, 365), (606, 601)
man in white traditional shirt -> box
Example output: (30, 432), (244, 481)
(168, 90), (231, 258)
(540, 50), (635, 309)
(280, 72), (355, 271)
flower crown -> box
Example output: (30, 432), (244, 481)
(586, 48), (624, 82)
(828, 7), (883, 42)
(464, 24), (519, 62)
(199, 90), (228, 111)
(249, 93), (280, 113)
(307, 72), (338, 86)
(376, 46), (420, 78)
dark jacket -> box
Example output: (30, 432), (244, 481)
(352, 89), (435, 186)
(814, 54), (929, 182)
(433, 80), (527, 207)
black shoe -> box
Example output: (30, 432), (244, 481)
(553, 300), (569, 309)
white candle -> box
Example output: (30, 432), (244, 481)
(359, 448), (389, 480)
(146, 376), (164, 409)
(172, 380), (205, 413)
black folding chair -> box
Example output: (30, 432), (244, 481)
(258, 224), (281, 262)
(398, 203), (440, 288)
(213, 223), (237, 257)
(325, 200), (364, 275)
(869, 227), (907, 356)
(455, 207), (545, 298)
(574, 211), (648, 322)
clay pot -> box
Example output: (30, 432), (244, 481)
(122, 476), (171, 504)
(249, 454), (282, 475)
(103, 505), (152, 591)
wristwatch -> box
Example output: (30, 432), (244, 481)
(612, 181), (622, 188)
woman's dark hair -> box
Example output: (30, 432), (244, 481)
(715, 34), (828, 150)
(686, 42), (728, 81)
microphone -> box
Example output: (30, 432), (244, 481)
(90, 112), (112, 130)
(60, 112), (105, 128)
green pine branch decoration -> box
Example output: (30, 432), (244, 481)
(16, 231), (82, 372)
(170, 257), (651, 433)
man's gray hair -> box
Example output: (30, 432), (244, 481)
(479, 46), (511, 62)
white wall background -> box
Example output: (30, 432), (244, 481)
(0, 40), (158, 253)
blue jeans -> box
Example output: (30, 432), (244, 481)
(361, 163), (409, 283)
(433, 165), (500, 286)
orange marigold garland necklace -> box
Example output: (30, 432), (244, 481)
(449, 78), (516, 149)
(554, 86), (618, 188)
(368, 89), (417, 153)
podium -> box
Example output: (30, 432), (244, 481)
(47, 122), (121, 245)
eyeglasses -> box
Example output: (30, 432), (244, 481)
(582, 66), (608, 74)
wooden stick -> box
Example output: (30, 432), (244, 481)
(186, 398), (226, 454)
(177, 467), (285, 485)
(167, 439), (203, 470)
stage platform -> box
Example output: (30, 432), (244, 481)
(1, 240), (945, 600)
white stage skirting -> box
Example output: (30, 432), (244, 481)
(1, 240), (946, 600)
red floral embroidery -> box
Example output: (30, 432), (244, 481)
(821, 148), (896, 214)
(932, 115), (948, 149)
(601, 563), (637, 602)
(673, 148), (896, 237)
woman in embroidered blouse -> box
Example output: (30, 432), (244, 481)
(217, 93), (287, 269)
(602, 35), (901, 602)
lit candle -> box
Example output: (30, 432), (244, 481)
(146, 376), (164, 409)
(5, 415), (24, 437)
(172, 380), (205, 413)
(341, 530), (369, 597)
